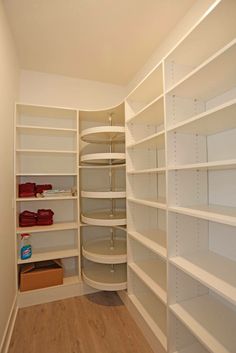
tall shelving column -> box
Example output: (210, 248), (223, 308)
(164, 1), (236, 352)
(79, 104), (127, 291)
(125, 63), (167, 353)
(15, 104), (81, 307)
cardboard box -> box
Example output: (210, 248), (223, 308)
(20, 259), (63, 291)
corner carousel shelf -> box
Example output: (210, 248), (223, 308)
(82, 261), (127, 291)
(79, 108), (127, 292)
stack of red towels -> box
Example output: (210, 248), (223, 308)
(19, 183), (52, 197)
(19, 209), (54, 227)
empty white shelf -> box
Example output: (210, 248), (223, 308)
(16, 149), (77, 154)
(81, 188), (126, 199)
(168, 159), (236, 171)
(127, 130), (165, 149)
(167, 98), (236, 134)
(170, 294), (236, 353)
(126, 95), (164, 125)
(80, 126), (125, 143)
(170, 250), (236, 306)
(16, 125), (77, 133)
(81, 209), (126, 226)
(79, 164), (126, 169)
(80, 152), (126, 165)
(128, 229), (167, 259)
(174, 342), (209, 353)
(127, 167), (165, 175)
(16, 222), (78, 234)
(16, 173), (77, 176)
(82, 237), (126, 264)
(16, 196), (77, 201)
(129, 294), (167, 351)
(128, 197), (167, 210)
(169, 204), (236, 227)
(129, 261), (167, 304)
(82, 262), (127, 291)
(18, 248), (79, 264)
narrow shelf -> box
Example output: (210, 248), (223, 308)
(167, 98), (236, 134)
(82, 237), (126, 264)
(79, 164), (125, 169)
(16, 149), (77, 154)
(128, 230), (167, 259)
(126, 94), (164, 125)
(166, 39), (236, 101)
(81, 188), (126, 199)
(127, 130), (165, 149)
(82, 262), (127, 291)
(129, 261), (167, 304)
(128, 197), (167, 210)
(80, 126), (125, 144)
(168, 159), (236, 171)
(169, 204), (236, 227)
(16, 173), (77, 176)
(81, 209), (126, 226)
(16, 222), (78, 234)
(170, 250), (236, 306)
(80, 152), (125, 165)
(129, 294), (167, 350)
(170, 294), (236, 353)
(16, 196), (77, 201)
(16, 125), (77, 133)
(18, 248), (79, 264)
(127, 167), (165, 175)
(174, 342), (209, 353)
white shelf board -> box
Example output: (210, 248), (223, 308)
(170, 250), (236, 306)
(80, 152), (125, 165)
(18, 248), (79, 264)
(16, 149), (77, 154)
(81, 209), (126, 226)
(167, 98), (236, 135)
(128, 197), (167, 210)
(16, 222), (78, 234)
(129, 262), (167, 304)
(127, 130), (165, 149)
(16, 173), (77, 176)
(81, 188), (126, 199)
(168, 159), (236, 171)
(166, 39), (236, 101)
(174, 342), (209, 353)
(82, 262), (127, 291)
(79, 103), (124, 124)
(127, 167), (165, 175)
(16, 125), (77, 133)
(126, 94), (164, 125)
(129, 294), (167, 351)
(128, 230), (166, 259)
(16, 196), (77, 201)
(82, 237), (126, 264)
(79, 164), (125, 169)
(80, 126), (125, 144)
(170, 294), (236, 353)
(169, 204), (236, 227)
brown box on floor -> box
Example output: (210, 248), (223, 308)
(20, 259), (63, 291)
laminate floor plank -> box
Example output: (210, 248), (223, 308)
(8, 292), (154, 353)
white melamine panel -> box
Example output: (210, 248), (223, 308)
(126, 95), (164, 125)
(164, 0), (236, 90)
(127, 147), (165, 171)
(128, 271), (167, 350)
(16, 104), (77, 129)
(126, 64), (163, 118)
(79, 103), (124, 125)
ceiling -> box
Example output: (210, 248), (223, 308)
(3, 0), (196, 85)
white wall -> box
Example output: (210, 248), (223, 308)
(0, 2), (19, 351)
(19, 70), (126, 110)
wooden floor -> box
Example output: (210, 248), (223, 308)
(8, 292), (154, 353)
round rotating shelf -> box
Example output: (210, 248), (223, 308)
(81, 188), (126, 199)
(82, 262), (127, 291)
(80, 152), (126, 165)
(82, 237), (127, 264)
(81, 209), (126, 226)
(81, 126), (125, 144)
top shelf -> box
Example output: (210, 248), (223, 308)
(79, 103), (124, 125)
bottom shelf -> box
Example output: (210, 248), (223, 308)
(82, 261), (127, 291)
(174, 342), (208, 353)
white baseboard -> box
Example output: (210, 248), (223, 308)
(118, 290), (166, 353)
(0, 296), (18, 353)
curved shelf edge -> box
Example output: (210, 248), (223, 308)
(80, 126), (125, 144)
(81, 190), (126, 199)
(80, 153), (126, 165)
(81, 209), (127, 226)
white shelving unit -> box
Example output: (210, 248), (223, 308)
(14, 104), (82, 305)
(125, 1), (236, 352)
(79, 104), (127, 291)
